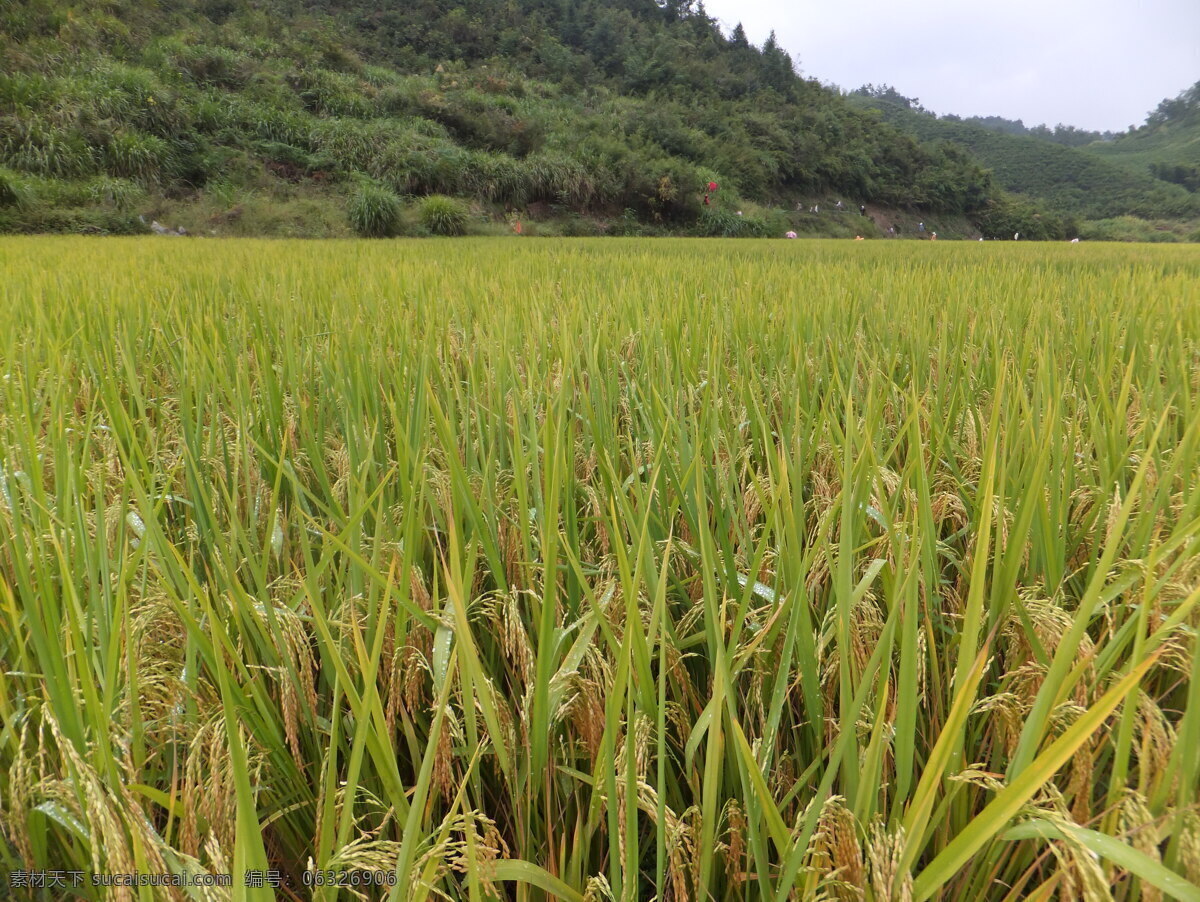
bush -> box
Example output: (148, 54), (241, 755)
(972, 194), (1068, 241)
(0, 168), (26, 207)
(104, 131), (174, 182)
(1077, 216), (1186, 243)
(0, 205), (146, 234)
(153, 40), (253, 90)
(2, 119), (97, 178)
(347, 182), (401, 237)
(694, 206), (773, 238)
(607, 208), (645, 237)
(288, 69), (373, 118)
(87, 176), (143, 211)
(560, 212), (601, 236)
(419, 194), (468, 236)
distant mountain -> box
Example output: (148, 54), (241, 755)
(848, 85), (1200, 223)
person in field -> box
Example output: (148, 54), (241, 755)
(703, 181), (719, 205)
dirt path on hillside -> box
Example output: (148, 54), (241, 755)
(864, 204), (907, 235)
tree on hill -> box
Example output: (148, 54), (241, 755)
(852, 84), (929, 114)
(760, 30), (797, 91)
(1144, 80), (1200, 129)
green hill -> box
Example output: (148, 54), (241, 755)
(849, 88), (1200, 225)
(1082, 81), (1200, 193)
(0, 0), (1025, 236)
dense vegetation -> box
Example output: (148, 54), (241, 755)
(1, 0), (1048, 237)
(3, 238), (1200, 898)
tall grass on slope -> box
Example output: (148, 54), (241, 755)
(1, 238), (1199, 900)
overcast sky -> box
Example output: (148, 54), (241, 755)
(700, 0), (1200, 132)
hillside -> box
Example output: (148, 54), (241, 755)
(1083, 81), (1200, 193)
(0, 0), (1050, 237)
(849, 88), (1200, 225)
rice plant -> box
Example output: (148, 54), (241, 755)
(0, 237), (1199, 901)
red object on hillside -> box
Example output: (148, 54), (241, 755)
(707, 181), (719, 193)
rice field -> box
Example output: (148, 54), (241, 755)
(1, 236), (1200, 901)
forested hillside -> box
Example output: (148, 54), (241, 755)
(1, 0), (1045, 236)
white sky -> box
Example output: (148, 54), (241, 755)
(700, 0), (1200, 132)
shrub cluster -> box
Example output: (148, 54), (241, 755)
(347, 182), (402, 237)
(418, 194), (469, 236)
